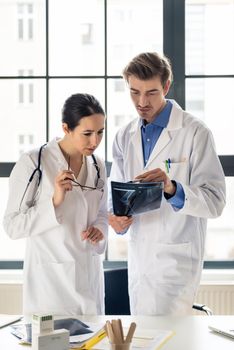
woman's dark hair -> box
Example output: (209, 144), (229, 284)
(62, 93), (105, 130)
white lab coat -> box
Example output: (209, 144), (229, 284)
(109, 100), (226, 315)
(3, 138), (108, 317)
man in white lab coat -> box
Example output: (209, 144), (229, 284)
(109, 52), (226, 315)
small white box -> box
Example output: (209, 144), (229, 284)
(32, 314), (54, 334)
(32, 328), (69, 350)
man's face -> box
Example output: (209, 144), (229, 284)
(128, 75), (170, 123)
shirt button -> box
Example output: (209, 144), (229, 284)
(147, 138), (150, 142)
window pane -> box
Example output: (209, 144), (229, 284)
(206, 177), (234, 260)
(186, 78), (234, 154)
(107, 0), (163, 75)
(186, 0), (234, 75)
(49, 79), (105, 159)
(49, 0), (104, 75)
(0, 0), (46, 75)
(107, 79), (136, 161)
(108, 226), (128, 261)
(0, 79), (46, 162)
(0, 178), (25, 260)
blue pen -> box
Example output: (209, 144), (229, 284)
(168, 158), (171, 168)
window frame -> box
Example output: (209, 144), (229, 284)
(0, 0), (234, 269)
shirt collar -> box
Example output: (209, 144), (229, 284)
(141, 100), (172, 128)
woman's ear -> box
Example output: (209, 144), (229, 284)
(62, 123), (70, 134)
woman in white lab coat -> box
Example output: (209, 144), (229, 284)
(3, 93), (108, 317)
(109, 52), (226, 315)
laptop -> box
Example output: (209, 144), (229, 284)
(208, 324), (234, 339)
(0, 314), (22, 328)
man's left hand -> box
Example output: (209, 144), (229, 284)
(135, 168), (176, 195)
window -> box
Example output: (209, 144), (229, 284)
(185, 0), (234, 263)
(81, 23), (93, 45)
(18, 134), (34, 155)
(0, 0), (233, 269)
(17, 3), (34, 40)
(114, 80), (125, 92)
(18, 70), (34, 104)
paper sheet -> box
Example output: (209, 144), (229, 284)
(92, 328), (175, 350)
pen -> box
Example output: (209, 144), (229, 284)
(165, 160), (169, 174)
(78, 330), (106, 349)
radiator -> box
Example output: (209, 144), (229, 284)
(0, 283), (22, 314)
(0, 283), (234, 315)
(194, 284), (234, 315)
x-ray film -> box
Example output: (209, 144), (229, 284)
(111, 181), (164, 216)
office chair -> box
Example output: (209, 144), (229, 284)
(192, 303), (213, 315)
(104, 268), (130, 315)
(104, 267), (213, 315)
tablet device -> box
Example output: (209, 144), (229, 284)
(208, 324), (234, 339)
(111, 181), (164, 216)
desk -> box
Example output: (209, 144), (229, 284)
(1, 315), (234, 349)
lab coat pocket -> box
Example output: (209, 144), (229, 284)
(154, 242), (192, 285)
(162, 160), (188, 182)
(37, 261), (76, 309)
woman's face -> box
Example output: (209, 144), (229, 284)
(67, 113), (105, 156)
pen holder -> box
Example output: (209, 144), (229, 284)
(110, 342), (131, 350)
(105, 319), (136, 350)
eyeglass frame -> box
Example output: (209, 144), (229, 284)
(67, 155), (104, 191)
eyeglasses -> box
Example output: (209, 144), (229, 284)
(67, 156), (104, 191)
(70, 177), (104, 191)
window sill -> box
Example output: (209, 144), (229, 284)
(200, 269), (234, 285)
(0, 270), (23, 284)
(0, 269), (234, 285)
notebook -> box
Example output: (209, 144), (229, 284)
(11, 318), (106, 348)
(0, 314), (22, 328)
(208, 324), (234, 339)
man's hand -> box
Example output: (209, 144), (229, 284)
(108, 213), (133, 233)
(135, 168), (176, 195)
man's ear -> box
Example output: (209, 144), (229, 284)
(163, 80), (171, 96)
(62, 123), (70, 134)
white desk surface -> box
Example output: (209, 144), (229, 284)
(0, 315), (234, 349)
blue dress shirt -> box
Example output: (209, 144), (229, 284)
(141, 101), (172, 166)
(141, 100), (185, 210)
(116, 100), (185, 234)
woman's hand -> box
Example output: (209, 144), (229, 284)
(81, 226), (104, 244)
(52, 170), (74, 208)
(135, 168), (176, 195)
(108, 213), (133, 233)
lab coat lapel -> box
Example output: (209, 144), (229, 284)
(129, 120), (144, 168)
(85, 156), (96, 188)
(146, 129), (171, 166)
(145, 100), (183, 167)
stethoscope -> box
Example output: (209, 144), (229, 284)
(19, 143), (104, 210)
